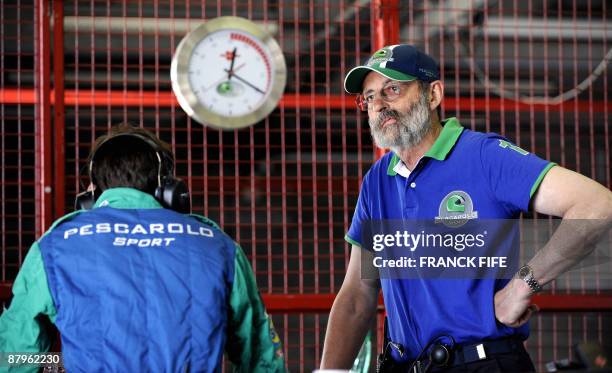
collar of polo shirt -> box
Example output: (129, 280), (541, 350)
(387, 117), (464, 176)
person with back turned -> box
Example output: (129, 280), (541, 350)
(0, 124), (286, 372)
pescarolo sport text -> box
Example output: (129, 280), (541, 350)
(63, 222), (214, 247)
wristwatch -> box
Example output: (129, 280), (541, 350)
(517, 264), (542, 293)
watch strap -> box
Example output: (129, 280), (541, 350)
(524, 274), (542, 293)
(520, 264), (543, 293)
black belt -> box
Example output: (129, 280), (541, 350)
(448, 337), (524, 366)
(379, 337), (526, 373)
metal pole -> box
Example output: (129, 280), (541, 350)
(35, 0), (53, 235)
(371, 0), (399, 159)
(53, 0), (66, 218)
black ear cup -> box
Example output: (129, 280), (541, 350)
(74, 188), (102, 210)
(74, 190), (95, 211)
(154, 177), (191, 214)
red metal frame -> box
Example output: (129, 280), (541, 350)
(9, 3), (606, 356)
(1, 282), (611, 313)
(2, 88), (609, 113)
(34, 0), (53, 235)
(262, 293), (612, 313)
(371, 0), (399, 159)
(53, 0), (66, 219)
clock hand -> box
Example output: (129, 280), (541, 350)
(224, 69), (266, 94)
(204, 63), (246, 92)
(227, 47), (237, 80)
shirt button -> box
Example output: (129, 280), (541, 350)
(410, 182), (416, 188)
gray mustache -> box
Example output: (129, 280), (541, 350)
(375, 110), (400, 126)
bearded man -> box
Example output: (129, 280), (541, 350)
(320, 44), (612, 373)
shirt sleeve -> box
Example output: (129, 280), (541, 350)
(480, 135), (556, 215)
(345, 172), (371, 248)
(225, 244), (286, 373)
(0, 242), (57, 373)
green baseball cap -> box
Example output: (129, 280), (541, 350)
(344, 44), (440, 94)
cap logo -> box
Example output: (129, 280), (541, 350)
(418, 68), (437, 79)
(419, 68), (434, 78)
(373, 48), (390, 58)
(367, 46), (395, 67)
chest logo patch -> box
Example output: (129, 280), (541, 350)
(435, 190), (478, 227)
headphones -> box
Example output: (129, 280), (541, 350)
(74, 132), (191, 214)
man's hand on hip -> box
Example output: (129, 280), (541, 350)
(494, 279), (539, 328)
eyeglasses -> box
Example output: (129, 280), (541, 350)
(355, 82), (411, 112)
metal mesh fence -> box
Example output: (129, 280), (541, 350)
(0, 0), (37, 284)
(0, 1), (610, 372)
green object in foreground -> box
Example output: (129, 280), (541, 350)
(351, 331), (372, 373)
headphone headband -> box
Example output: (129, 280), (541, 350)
(75, 130), (190, 213)
(89, 132), (173, 182)
(91, 132), (173, 162)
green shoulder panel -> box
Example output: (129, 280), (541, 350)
(189, 213), (285, 371)
(0, 211), (85, 371)
(188, 213), (223, 230)
(0, 242), (56, 373)
(226, 244), (286, 372)
(40, 210), (84, 240)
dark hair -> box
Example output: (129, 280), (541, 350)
(88, 123), (174, 194)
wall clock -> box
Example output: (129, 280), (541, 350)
(171, 16), (287, 129)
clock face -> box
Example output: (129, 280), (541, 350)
(189, 29), (272, 117)
(171, 17), (286, 129)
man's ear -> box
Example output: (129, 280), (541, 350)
(429, 80), (444, 111)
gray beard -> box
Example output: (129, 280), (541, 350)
(368, 92), (431, 150)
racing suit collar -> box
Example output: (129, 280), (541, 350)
(93, 188), (163, 209)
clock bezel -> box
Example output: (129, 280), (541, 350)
(171, 16), (287, 130)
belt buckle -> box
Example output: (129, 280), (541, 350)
(476, 343), (487, 360)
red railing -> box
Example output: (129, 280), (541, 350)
(2, 88), (610, 113)
(2, 282), (612, 313)
(1, 0), (610, 371)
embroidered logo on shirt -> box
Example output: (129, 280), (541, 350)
(498, 139), (529, 155)
(435, 190), (478, 227)
(268, 315), (284, 358)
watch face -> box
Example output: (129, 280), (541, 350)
(518, 265), (531, 278)
(171, 17), (287, 129)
